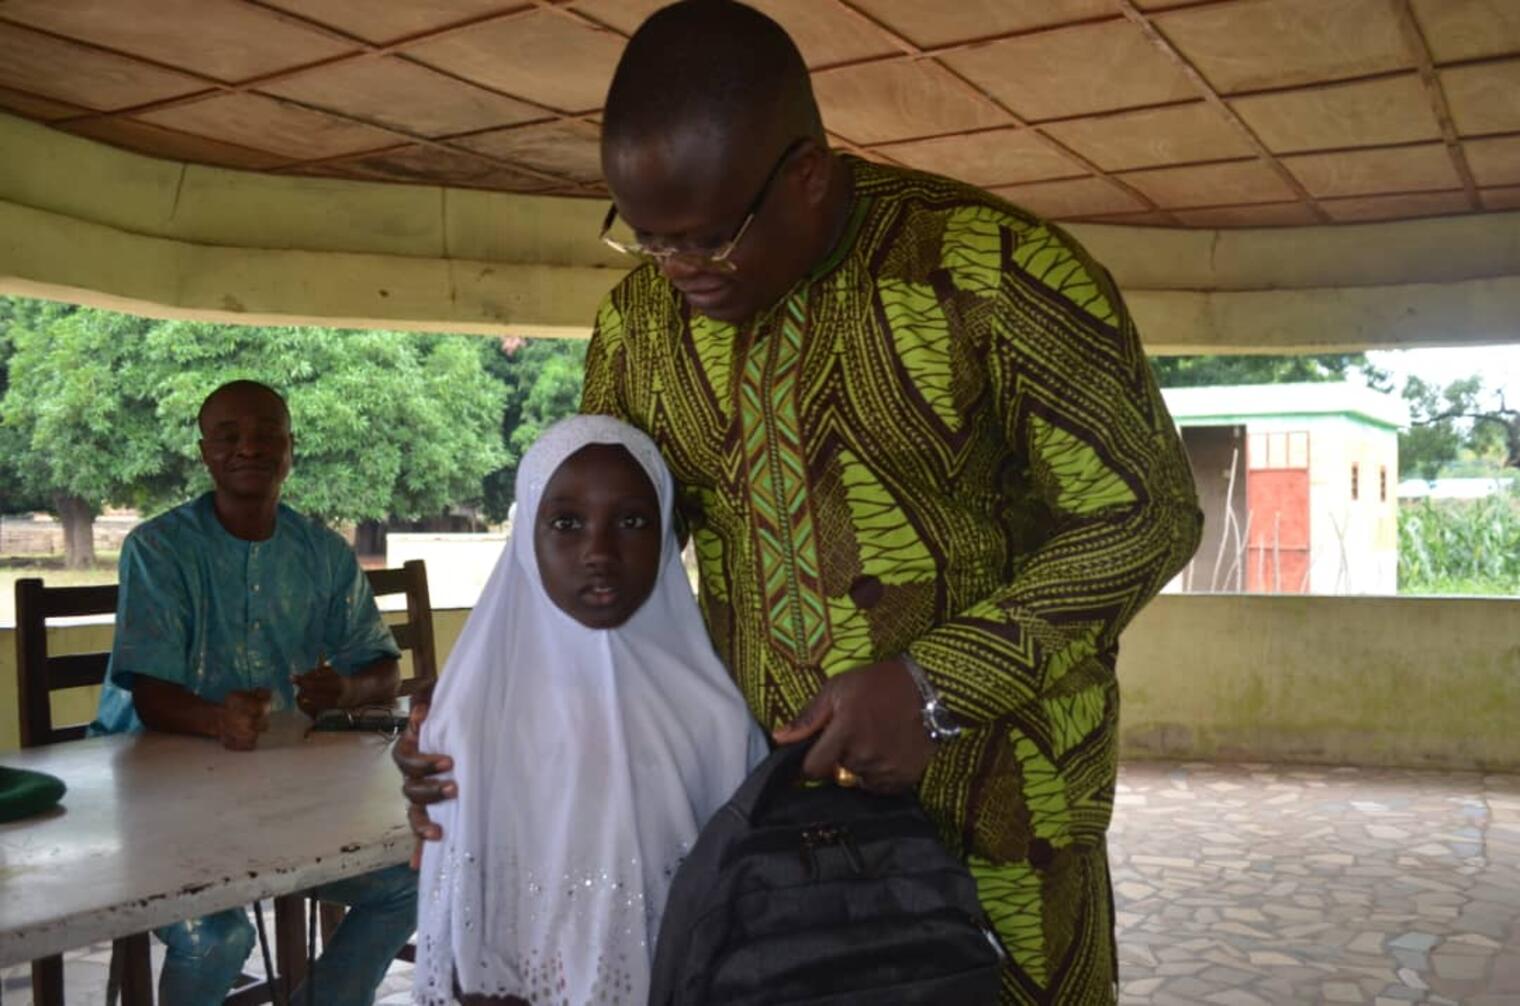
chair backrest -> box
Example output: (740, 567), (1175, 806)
(365, 559), (437, 700)
(14, 577), (118, 748)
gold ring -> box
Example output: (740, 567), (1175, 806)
(834, 765), (861, 788)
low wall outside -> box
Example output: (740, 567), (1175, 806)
(3, 595), (1515, 772)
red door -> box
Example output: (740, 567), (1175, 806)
(1246, 431), (1310, 593)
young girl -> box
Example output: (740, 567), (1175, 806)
(414, 416), (766, 1006)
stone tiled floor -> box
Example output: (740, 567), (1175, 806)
(4, 761), (1517, 1004)
(1109, 762), (1520, 1005)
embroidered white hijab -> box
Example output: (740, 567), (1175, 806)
(415, 415), (766, 1006)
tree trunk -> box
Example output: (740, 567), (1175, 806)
(54, 494), (98, 570)
(355, 519), (387, 561)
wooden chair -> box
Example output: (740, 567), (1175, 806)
(367, 558), (438, 701)
(13, 578), (154, 1006)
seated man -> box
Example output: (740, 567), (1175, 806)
(91, 379), (417, 1006)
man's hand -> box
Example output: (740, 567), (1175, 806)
(393, 703), (456, 869)
(293, 659), (352, 717)
(218, 688), (272, 751)
(772, 658), (935, 793)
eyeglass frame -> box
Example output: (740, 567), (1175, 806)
(598, 137), (812, 274)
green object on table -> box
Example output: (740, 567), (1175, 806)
(0, 765), (67, 823)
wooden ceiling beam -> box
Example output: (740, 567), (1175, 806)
(1389, 0), (1482, 210)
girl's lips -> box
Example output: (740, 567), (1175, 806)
(581, 583), (621, 607)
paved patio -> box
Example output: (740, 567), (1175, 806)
(5, 761), (1517, 1005)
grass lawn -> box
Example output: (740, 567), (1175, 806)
(0, 554), (120, 626)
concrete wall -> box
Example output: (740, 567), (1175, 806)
(5, 113), (1520, 354)
(1117, 594), (1519, 772)
(385, 533), (507, 611)
(6, 595), (1515, 772)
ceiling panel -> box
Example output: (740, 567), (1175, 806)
(744, 0), (901, 67)
(258, 0), (528, 46)
(1085, 209), (1177, 225)
(812, 59), (1011, 145)
(1231, 75), (1441, 153)
(1409, 0), (1520, 65)
(1171, 202), (1322, 227)
(455, 119), (604, 183)
(1153, 0), (1410, 94)
(1117, 158), (1297, 208)
(992, 175), (1148, 217)
(1042, 101), (1254, 171)
(568, 0), (664, 35)
(1464, 135), (1520, 187)
(0, 0), (356, 83)
(347, 143), (552, 190)
(136, 92), (396, 160)
(0, 84), (84, 122)
(61, 115), (291, 170)
(259, 57), (544, 138)
(943, 20), (1199, 122)
(848, 0), (1119, 49)
(0, 0), (1514, 226)
(875, 127), (1086, 186)
(0, 23), (204, 111)
(403, 10), (625, 113)
(1320, 190), (1472, 222)
(1284, 144), (1462, 198)
(1440, 60), (1520, 136)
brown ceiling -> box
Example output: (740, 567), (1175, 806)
(1, 0), (1518, 228)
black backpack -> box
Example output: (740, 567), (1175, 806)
(649, 742), (1005, 1005)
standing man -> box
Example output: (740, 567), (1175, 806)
(93, 380), (416, 1006)
(402, 3), (1201, 1001)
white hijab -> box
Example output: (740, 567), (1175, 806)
(414, 416), (766, 1006)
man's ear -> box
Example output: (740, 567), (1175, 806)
(798, 141), (832, 208)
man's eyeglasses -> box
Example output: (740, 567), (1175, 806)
(598, 137), (810, 274)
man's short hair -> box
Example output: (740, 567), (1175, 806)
(602, 1), (823, 152)
(197, 380), (289, 432)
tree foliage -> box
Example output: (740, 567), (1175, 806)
(1149, 353), (1381, 388)
(1, 298), (511, 564)
(479, 335), (587, 522)
(1401, 375), (1519, 480)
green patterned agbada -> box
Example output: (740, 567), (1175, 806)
(581, 157), (1202, 1003)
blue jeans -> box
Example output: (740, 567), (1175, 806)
(154, 864), (417, 1006)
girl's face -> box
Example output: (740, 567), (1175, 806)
(533, 443), (662, 629)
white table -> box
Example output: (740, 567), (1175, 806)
(0, 714), (413, 967)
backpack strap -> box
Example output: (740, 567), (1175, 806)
(726, 741), (812, 825)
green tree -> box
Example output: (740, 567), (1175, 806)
(1149, 352), (1382, 388)
(479, 335), (587, 522)
(1401, 374), (1519, 480)
(0, 297), (53, 514)
(1, 299), (508, 567)
(2, 305), (161, 565)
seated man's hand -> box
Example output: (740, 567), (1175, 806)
(772, 657), (936, 794)
(393, 702), (456, 869)
(218, 688), (272, 751)
(293, 659), (351, 717)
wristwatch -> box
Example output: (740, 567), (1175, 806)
(900, 654), (963, 743)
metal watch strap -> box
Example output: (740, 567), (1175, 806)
(900, 654), (963, 742)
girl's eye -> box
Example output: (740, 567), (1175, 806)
(621, 513), (652, 529)
(548, 515), (582, 532)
